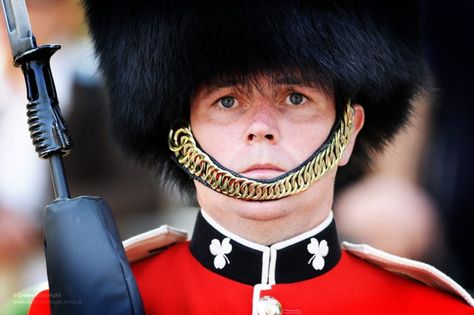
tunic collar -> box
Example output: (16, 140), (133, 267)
(190, 210), (342, 285)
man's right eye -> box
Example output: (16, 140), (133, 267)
(217, 96), (237, 108)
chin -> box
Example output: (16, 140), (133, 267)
(223, 195), (296, 221)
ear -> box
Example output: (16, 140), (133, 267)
(338, 104), (365, 166)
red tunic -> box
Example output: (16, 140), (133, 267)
(28, 212), (474, 314)
(29, 244), (474, 315)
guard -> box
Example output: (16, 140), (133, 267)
(29, 1), (474, 314)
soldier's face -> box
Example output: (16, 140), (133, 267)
(190, 75), (336, 180)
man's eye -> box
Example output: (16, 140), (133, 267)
(217, 96), (237, 108)
(286, 93), (306, 105)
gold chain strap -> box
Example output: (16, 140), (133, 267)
(169, 103), (354, 200)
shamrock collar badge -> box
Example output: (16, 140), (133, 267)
(307, 238), (329, 271)
(210, 237), (233, 269)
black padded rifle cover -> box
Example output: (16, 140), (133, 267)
(44, 196), (144, 315)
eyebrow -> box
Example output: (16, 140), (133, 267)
(200, 82), (236, 99)
(200, 73), (322, 98)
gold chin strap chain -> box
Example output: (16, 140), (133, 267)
(169, 103), (354, 201)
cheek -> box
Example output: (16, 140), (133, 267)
(281, 115), (334, 161)
(190, 115), (240, 161)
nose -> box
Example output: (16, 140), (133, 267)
(248, 131), (275, 142)
(244, 104), (279, 144)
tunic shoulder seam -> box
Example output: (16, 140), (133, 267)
(342, 241), (474, 307)
(123, 225), (188, 264)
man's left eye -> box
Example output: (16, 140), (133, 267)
(286, 93), (306, 105)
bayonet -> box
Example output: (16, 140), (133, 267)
(1, 0), (72, 198)
(1, 0), (36, 61)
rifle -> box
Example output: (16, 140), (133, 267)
(1, 1), (144, 314)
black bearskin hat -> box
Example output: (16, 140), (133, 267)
(82, 1), (427, 193)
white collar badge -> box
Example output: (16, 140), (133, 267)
(210, 237), (233, 269)
(307, 238), (329, 270)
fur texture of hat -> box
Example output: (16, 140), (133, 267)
(82, 0), (427, 194)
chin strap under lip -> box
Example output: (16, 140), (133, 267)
(169, 102), (354, 201)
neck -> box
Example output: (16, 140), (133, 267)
(196, 185), (333, 245)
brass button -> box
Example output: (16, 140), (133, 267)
(257, 296), (282, 315)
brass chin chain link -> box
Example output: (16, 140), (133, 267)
(169, 103), (354, 201)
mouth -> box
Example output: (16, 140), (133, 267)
(240, 164), (286, 179)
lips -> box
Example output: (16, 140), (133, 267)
(241, 163), (285, 179)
